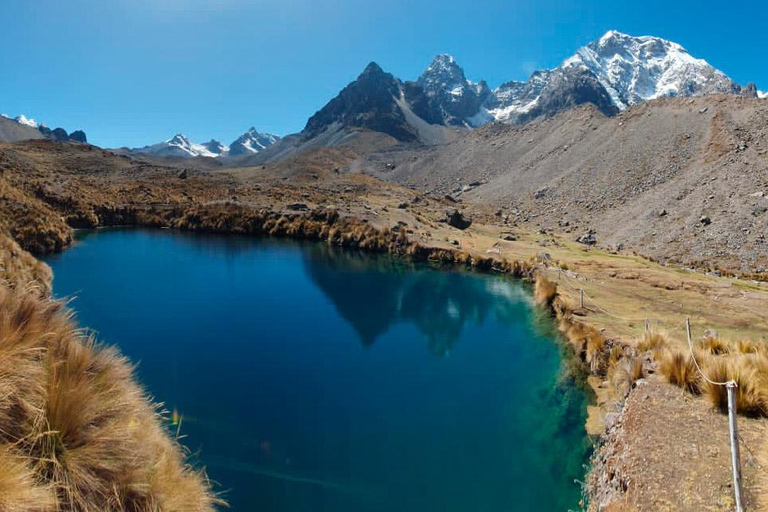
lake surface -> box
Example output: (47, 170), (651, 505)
(45, 229), (590, 511)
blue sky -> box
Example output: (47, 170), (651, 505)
(1, 0), (765, 148)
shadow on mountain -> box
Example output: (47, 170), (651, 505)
(302, 244), (529, 356)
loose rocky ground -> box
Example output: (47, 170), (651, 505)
(590, 379), (768, 512)
(358, 95), (768, 275)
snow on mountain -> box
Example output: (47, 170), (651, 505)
(482, 70), (554, 122)
(562, 30), (739, 109)
(416, 54), (491, 127)
(759, 90), (767, 99)
(201, 139), (229, 156)
(14, 115), (39, 128)
(128, 129), (279, 159)
(165, 134), (219, 157)
(469, 30), (746, 125)
(228, 128), (280, 156)
(130, 134), (219, 158)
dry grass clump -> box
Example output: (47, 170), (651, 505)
(659, 350), (701, 395)
(0, 284), (220, 510)
(733, 339), (766, 355)
(637, 332), (666, 354)
(697, 336), (731, 356)
(534, 275), (558, 306)
(0, 445), (56, 511)
(0, 234), (52, 295)
(611, 357), (645, 396)
(702, 357), (768, 417)
(559, 317), (608, 374)
(654, 335), (768, 418)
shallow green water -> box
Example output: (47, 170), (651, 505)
(45, 229), (590, 511)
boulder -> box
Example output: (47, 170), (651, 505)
(576, 230), (597, 246)
(287, 202), (309, 211)
(446, 208), (472, 230)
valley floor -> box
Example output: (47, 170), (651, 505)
(2, 139), (768, 510)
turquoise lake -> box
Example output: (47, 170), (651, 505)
(45, 229), (590, 511)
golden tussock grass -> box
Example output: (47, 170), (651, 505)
(559, 316), (608, 375)
(655, 337), (768, 418)
(637, 332), (666, 354)
(611, 356), (645, 396)
(534, 275), (558, 307)
(0, 283), (220, 511)
(702, 357), (768, 417)
(697, 336), (731, 356)
(659, 350), (701, 395)
(0, 234), (52, 296)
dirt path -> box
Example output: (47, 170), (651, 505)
(590, 379), (768, 511)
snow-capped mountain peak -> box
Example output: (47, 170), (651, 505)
(201, 139), (229, 156)
(165, 133), (218, 158)
(415, 54), (492, 127)
(228, 128), (280, 156)
(127, 129), (279, 159)
(419, 54), (467, 96)
(563, 30), (739, 108)
(14, 114), (39, 128)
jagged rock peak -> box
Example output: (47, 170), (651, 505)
(563, 30), (740, 108)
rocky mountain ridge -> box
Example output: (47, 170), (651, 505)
(296, 30), (760, 148)
(124, 128), (280, 159)
(0, 113), (87, 143)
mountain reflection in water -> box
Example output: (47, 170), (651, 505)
(302, 244), (531, 355)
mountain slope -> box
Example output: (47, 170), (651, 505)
(304, 62), (422, 142)
(362, 95), (768, 272)
(0, 116), (45, 142)
(228, 128), (280, 156)
(0, 114), (86, 143)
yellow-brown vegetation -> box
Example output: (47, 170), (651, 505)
(637, 332), (666, 354)
(611, 357), (645, 396)
(703, 357), (768, 417)
(534, 275), (558, 307)
(659, 350), (701, 395)
(0, 284), (219, 510)
(698, 336), (731, 356)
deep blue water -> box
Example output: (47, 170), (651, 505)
(45, 229), (590, 511)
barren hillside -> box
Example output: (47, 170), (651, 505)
(360, 95), (768, 272)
